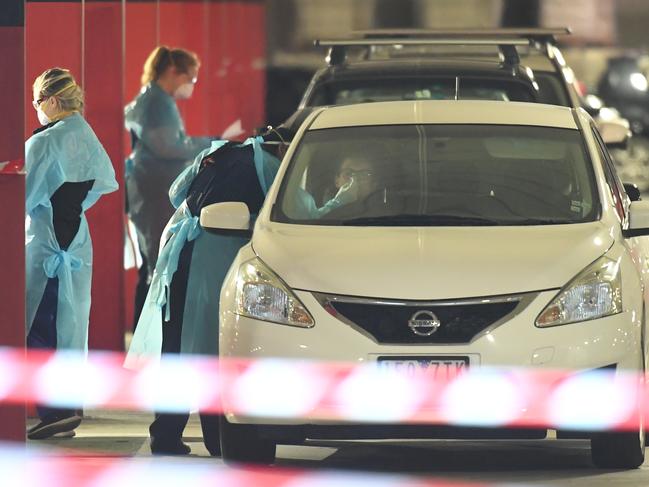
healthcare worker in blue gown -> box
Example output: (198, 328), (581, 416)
(125, 46), (212, 330)
(125, 130), (283, 456)
(25, 68), (118, 440)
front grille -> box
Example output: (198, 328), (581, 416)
(323, 296), (521, 344)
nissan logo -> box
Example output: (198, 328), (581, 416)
(408, 310), (441, 336)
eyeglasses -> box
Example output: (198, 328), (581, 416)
(32, 97), (47, 110)
(340, 169), (374, 180)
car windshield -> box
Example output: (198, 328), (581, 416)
(307, 78), (536, 106)
(272, 124), (600, 227)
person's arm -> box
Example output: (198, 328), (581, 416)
(25, 137), (61, 215)
(130, 98), (211, 162)
(141, 125), (211, 161)
(294, 179), (358, 219)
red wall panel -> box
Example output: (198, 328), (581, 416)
(124, 2), (158, 104)
(1, 27), (25, 162)
(245, 2), (267, 132)
(25, 3), (82, 139)
(0, 22), (26, 442)
(215, 2), (239, 137)
(0, 172), (26, 440)
(160, 1), (210, 136)
(84, 2), (125, 350)
(123, 2), (158, 329)
(24, 0), (266, 350)
(207, 2), (229, 133)
(26, 1), (124, 350)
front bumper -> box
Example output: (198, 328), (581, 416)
(220, 289), (643, 426)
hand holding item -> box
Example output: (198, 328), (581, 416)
(333, 176), (359, 206)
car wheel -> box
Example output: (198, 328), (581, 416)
(219, 416), (276, 465)
(591, 428), (645, 469)
(590, 377), (646, 469)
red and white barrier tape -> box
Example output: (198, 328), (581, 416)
(0, 348), (647, 431)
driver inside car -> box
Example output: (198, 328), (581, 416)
(294, 156), (378, 219)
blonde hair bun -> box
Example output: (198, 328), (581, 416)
(33, 68), (84, 113)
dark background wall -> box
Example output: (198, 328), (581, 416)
(1, 0), (25, 163)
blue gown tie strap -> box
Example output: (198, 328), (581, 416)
(43, 249), (83, 278)
(151, 205), (202, 321)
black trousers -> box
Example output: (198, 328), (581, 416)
(148, 241), (221, 455)
(27, 277), (78, 421)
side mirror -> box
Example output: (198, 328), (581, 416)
(624, 182), (642, 202)
(600, 120), (631, 150)
(200, 202), (252, 237)
(623, 201), (649, 238)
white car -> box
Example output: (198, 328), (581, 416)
(204, 100), (649, 468)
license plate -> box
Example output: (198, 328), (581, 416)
(377, 356), (469, 379)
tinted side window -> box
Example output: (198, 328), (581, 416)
(534, 72), (571, 107)
(458, 78), (535, 102)
(307, 78), (535, 106)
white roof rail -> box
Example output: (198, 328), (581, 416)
(315, 38), (529, 47)
(351, 28), (572, 39)
(314, 37), (529, 67)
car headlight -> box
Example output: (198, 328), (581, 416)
(235, 258), (314, 327)
(536, 255), (622, 327)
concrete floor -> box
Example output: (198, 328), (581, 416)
(25, 410), (649, 486)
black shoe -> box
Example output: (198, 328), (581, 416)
(207, 444), (222, 457)
(150, 437), (191, 455)
(27, 415), (82, 440)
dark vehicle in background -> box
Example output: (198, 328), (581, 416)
(298, 29), (630, 149)
(266, 66), (315, 128)
(300, 58), (540, 105)
(300, 34), (541, 107)
(598, 56), (649, 135)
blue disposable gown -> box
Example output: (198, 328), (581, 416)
(125, 137), (280, 368)
(25, 113), (118, 351)
(124, 82), (211, 274)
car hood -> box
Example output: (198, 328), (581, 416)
(251, 222), (614, 300)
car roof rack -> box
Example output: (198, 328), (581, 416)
(314, 37), (530, 67)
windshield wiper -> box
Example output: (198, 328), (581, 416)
(341, 214), (501, 227)
(513, 218), (574, 226)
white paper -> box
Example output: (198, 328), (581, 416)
(220, 119), (245, 139)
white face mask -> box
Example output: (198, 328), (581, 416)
(174, 83), (195, 100)
(37, 107), (51, 126)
